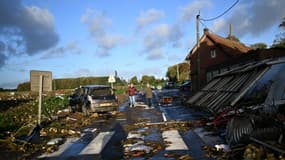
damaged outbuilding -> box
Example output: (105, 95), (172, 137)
(187, 57), (285, 150)
(187, 57), (285, 114)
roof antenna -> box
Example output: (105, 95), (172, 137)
(229, 23), (232, 40)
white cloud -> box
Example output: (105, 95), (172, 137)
(212, 19), (227, 33)
(142, 23), (183, 60)
(147, 48), (164, 60)
(26, 6), (54, 30)
(143, 24), (169, 51)
(81, 9), (124, 57)
(0, 0), (58, 67)
(212, 0), (285, 40)
(41, 41), (81, 59)
(136, 9), (164, 31)
(179, 0), (212, 22)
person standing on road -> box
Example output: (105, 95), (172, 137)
(127, 83), (137, 107)
(145, 83), (153, 107)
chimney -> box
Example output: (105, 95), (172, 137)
(229, 23), (232, 37)
(204, 28), (209, 34)
(228, 23), (233, 40)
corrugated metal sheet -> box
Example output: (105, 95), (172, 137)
(187, 60), (272, 114)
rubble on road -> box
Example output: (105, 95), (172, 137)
(125, 144), (153, 154)
(122, 127), (163, 159)
(47, 138), (63, 145)
(83, 128), (97, 133)
(178, 154), (193, 160)
(127, 131), (145, 139)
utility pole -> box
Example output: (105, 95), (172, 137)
(196, 14), (200, 90)
(196, 14), (200, 48)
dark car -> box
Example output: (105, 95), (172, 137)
(179, 80), (191, 91)
(179, 81), (192, 104)
(68, 87), (84, 113)
(164, 81), (176, 89)
(69, 85), (118, 116)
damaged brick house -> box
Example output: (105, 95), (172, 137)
(184, 28), (285, 146)
(185, 28), (250, 93)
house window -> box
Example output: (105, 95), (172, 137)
(210, 49), (216, 58)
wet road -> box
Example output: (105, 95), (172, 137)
(38, 89), (224, 160)
(153, 89), (210, 121)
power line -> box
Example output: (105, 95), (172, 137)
(200, 0), (239, 21)
(199, 20), (208, 29)
(199, 20), (219, 35)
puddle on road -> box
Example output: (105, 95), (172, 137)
(126, 107), (163, 124)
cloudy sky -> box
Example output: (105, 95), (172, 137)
(0, 0), (284, 89)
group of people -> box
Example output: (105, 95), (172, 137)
(127, 83), (153, 108)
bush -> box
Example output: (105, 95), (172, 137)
(42, 95), (69, 119)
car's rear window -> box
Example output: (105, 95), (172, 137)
(89, 87), (112, 96)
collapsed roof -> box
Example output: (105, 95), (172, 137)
(187, 57), (285, 114)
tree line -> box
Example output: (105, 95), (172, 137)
(17, 76), (126, 91)
(16, 75), (173, 91)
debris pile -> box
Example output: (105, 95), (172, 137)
(201, 142), (285, 160)
(0, 91), (105, 159)
(122, 128), (163, 158)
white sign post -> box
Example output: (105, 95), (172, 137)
(38, 75), (43, 125)
(108, 75), (116, 88)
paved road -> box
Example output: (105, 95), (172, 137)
(38, 89), (225, 160)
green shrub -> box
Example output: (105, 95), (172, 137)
(42, 95), (69, 119)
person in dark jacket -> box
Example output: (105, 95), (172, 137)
(127, 83), (137, 107)
(145, 83), (153, 107)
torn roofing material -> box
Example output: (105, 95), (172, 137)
(187, 58), (285, 114)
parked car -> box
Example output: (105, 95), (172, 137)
(179, 80), (192, 104)
(68, 87), (84, 113)
(69, 85), (118, 116)
(164, 81), (176, 89)
(179, 80), (191, 91)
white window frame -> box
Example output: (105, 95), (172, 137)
(210, 49), (216, 58)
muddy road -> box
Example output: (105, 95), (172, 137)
(37, 89), (224, 160)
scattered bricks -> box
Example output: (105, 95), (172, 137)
(48, 127), (58, 133)
(90, 113), (99, 118)
(46, 145), (58, 153)
(47, 138), (63, 145)
(40, 130), (47, 136)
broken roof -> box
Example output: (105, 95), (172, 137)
(187, 57), (285, 114)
